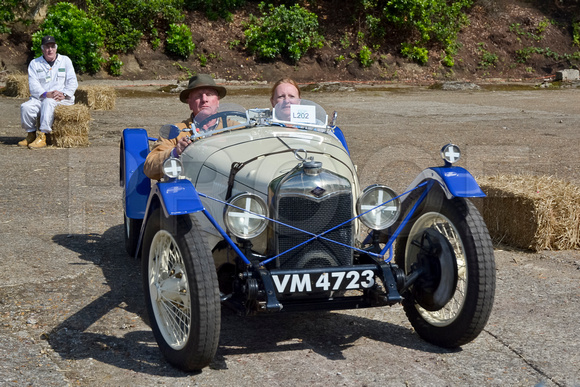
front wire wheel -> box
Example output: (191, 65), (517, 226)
(395, 189), (496, 348)
(148, 230), (191, 349)
(142, 208), (220, 371)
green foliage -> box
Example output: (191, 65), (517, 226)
(198, 53), (207, 66)
(361, 0), (473, 66)
(536, 18), (549, 35)
(107, 54), (123, 76)
(228, 39), (241, 49)
(515, 47), (532, 63)
(400, 42), (428, 65)
(184, 0), (246, 20)
(365, 14), (383, 38)
(509, 20), (546, 42)
(173, 62), (195, 78)
(340, 32), (351, 49)
(477, 43), (498, 68)
(442, 54), (454, 67)
(166, 23), (195, 59)
(573, 21), (580, 47)
(151, 28), (161, 51)
(359, 45), (373, 67)
(87, 0), (184, 53)
(441, 40), (459, 67)
(244, 2), (324, 63)
(516, 46), (580, 63)
(33, 3), (104, 74)
(0, 0), (27, 34)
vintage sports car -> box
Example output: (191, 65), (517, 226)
(120, 99), (496, 371)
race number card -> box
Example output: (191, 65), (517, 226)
(290, 104), (316, 125)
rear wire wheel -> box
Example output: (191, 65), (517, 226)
(142, 208), (220, 371)
(395, 187), (496, 347)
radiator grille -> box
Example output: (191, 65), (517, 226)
(275, 193), (353, 269)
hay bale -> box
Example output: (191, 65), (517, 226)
(4, 73), (29, 98)
(75, 85), (116, 110)
(51, 104), (91, 148)
(476, 175), (580, 251)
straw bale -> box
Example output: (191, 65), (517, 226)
(476, 175), (580, 251)
(4, 73), (29, 98)
(51, 104), (91, 148)
(75, 85), (116, 110)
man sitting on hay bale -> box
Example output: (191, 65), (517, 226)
(18, 35), (78, 149)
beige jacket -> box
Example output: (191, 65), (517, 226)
(143, 115), (234, 180)
(143, 117), (194, 180)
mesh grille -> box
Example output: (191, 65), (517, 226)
(275, 193), (352, 269)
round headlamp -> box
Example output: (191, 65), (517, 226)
(162, 157), (183, 179)
(224, 193), (268, 239)
(356, 185), (400, 230)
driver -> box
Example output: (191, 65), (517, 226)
(143, 74), (227, 180)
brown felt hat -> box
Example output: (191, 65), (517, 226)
(179, 74), (227, 103)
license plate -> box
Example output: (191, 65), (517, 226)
(271, 269), (376, 294)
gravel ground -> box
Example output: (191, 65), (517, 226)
(0, 82), (579, 386)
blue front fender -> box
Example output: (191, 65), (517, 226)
(134, 179), (206, 259)
(403, 166), (485, 200)
(155, 179), (205, 216)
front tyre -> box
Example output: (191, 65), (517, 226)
(395, 189), (495, 348)
(142, 208), (220, 371)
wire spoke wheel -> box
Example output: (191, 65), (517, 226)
(396, 189), (496, 348)
(148, 230), (191, 349)
(405, 212), (467, 326)
(142, 208), (220, 371)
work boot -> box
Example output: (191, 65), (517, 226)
(17, 132), (36, 147)
(28, 132), (47, 149)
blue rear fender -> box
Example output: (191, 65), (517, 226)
(402, 166), (485, 201)
(121, 128), (151, 219)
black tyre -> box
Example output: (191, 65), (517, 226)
(124, 211), (142, 257)
(142, 208), (220, 371)
(395, 187), (495, 347)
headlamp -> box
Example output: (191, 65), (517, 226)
(356, 185), (400, 230)
(224, 193), (268, 239)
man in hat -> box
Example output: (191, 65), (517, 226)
(18, 35), (78, 148)
(143, 74), (227, 180)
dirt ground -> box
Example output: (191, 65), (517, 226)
(0, 82), (579, 386)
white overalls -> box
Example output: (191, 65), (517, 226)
(20, 54), (78, 133)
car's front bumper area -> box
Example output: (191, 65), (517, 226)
(222, 260), (405, 314)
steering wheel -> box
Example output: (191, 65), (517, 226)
(194, 110), (247, 130)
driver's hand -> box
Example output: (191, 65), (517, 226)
(174, 136), (192, 156)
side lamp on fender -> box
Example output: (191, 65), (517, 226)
(162, 157), (183, 179)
